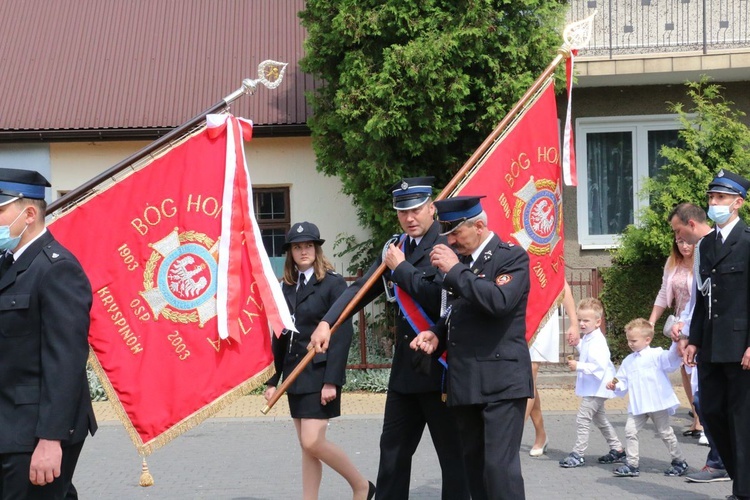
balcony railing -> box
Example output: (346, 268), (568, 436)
(568, 0), (750, 58)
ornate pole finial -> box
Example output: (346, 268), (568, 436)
(559, 11), (596, 58)
(224, 60), (289, 103)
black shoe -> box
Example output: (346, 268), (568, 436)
(367, 481), (376, 500)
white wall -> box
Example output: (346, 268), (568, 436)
(49, 136), (369, 272)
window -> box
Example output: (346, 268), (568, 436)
(253, 187), (290, 257)
(575, 115), (681, 248)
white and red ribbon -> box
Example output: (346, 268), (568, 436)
(208, 114), (295, 341)
(562, 49), (578, 187)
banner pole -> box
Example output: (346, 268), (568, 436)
(260, 27), (598, 414)
(48, 61), (288, 215)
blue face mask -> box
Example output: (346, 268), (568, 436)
(707, 204), (733, 225)
(0, 210), (28, 252)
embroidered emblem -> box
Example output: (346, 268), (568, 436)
(495, 274), (512, 286)
(51, 252), (59, 258)
(296, 225), (304, 233)
(511, 176), (562, 256)
(140, 228), (218, 326)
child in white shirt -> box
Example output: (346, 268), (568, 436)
(559, 298), (624, 468)
(607, 318), (687, 478)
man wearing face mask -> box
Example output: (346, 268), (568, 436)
(684, 169), (750, 500)
(0, 168), (96, 500)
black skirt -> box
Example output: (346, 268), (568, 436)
(287, 387), (342, 419)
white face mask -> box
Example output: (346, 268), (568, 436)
(707, 204), (733, 225)
(0, 210), (28, 252)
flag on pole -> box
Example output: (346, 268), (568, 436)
(49, 114), (293, 455)
(452, 81), (565, 342)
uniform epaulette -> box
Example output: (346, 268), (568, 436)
(327, 270), (340, 276)
(42, 243), (68, 263)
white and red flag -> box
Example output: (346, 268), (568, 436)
(49, 114), (293, 454)
(453, 81), (566, 342)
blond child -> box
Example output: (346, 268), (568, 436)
(559, 298), (624, 468)
(607, 318), (687, 478)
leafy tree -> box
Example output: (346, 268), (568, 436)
(614, 77), (750, 266)
(299, 0), (567, 268)
(602, 78), (750, 358)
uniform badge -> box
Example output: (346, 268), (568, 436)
(483, 250), (492, 261)
(495, 274), (512, 286)
(51, 252), (59, 258)
(511, 177), (562, 256)
(401, 180), (409, 190)
(296, 225), (304, 233)
(140, 228), (218, 326)
(718, 169), (725, 177)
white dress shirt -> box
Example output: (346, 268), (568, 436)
(613, 343), (682, 415)
(574, 328), (616, 398)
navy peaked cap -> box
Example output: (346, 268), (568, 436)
(388, 176), (435, 210)
(0, 168), (51, 207)
(707, 169), (750, 199)
(283, 221), (325, 251)
(433, 195), (486, 234)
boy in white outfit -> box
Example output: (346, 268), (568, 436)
(559, 298), (625, 468)
(607, 318), (688, 478)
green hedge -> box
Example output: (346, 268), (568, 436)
(600, 263), (673, 362)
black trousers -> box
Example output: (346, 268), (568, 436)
(452, 398), (527, 500)
(698, 360), (750, 497)
(376, 390), (469, 500)
(0, 440), (84, 500)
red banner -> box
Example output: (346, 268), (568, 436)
(49, 120), (280, 454)
(455, 81), (565, 341)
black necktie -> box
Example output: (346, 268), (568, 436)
(406, 238), (417, 258)
(715, 231), (723, 253)
(298, 273), (307, 292)
(460, 254), (472, 266)
(0, 252), (13, 278)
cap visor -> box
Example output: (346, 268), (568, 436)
(0, 195), (19, 207)
(393, 196), (429, 211)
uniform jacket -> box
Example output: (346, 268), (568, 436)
(689, 220), (750, 363)
(0, 230), (96, 453)
(267, 270), (353, 394)
(434, 234), (533, 406)
(322, 222), (446, 394)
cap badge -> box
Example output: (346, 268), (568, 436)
(401, 181), (409, 190)
(718, 169), (725, 177)
(297, 225), (304, 233)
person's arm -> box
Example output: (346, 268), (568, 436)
(323, 274), (355, 387)
(439, 244), (529, 318)
(310, 258), (385, 353)
(648, 262), (670, 326)
(659, 342), (683, 373)
(34, 257), (92, 484)
(562, 280), (580, 346)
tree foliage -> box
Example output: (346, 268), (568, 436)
(614, 77), (750, 266)
(299, 0), (567, 268)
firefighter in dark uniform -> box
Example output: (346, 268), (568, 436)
(309, 177), (469, 499)
(685, 169), (750, 500)
(0, 168), (96, 500)
(412, 195), (533, 500)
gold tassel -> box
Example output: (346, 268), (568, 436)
(139, 457), (154, 487)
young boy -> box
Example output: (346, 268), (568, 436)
(607, 318), (688, 477)
(559, 298), (625, 468)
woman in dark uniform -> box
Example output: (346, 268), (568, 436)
(264, 222), (374, 500)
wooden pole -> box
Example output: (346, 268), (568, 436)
(260, 51), (569, 415)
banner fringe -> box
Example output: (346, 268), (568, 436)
(88, 349), (275, 456)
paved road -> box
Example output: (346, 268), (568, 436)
(73, 409), (732, 499)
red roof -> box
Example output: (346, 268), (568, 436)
(0, 0), (313, 137)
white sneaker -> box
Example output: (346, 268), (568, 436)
(698, 432), (709, 446)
